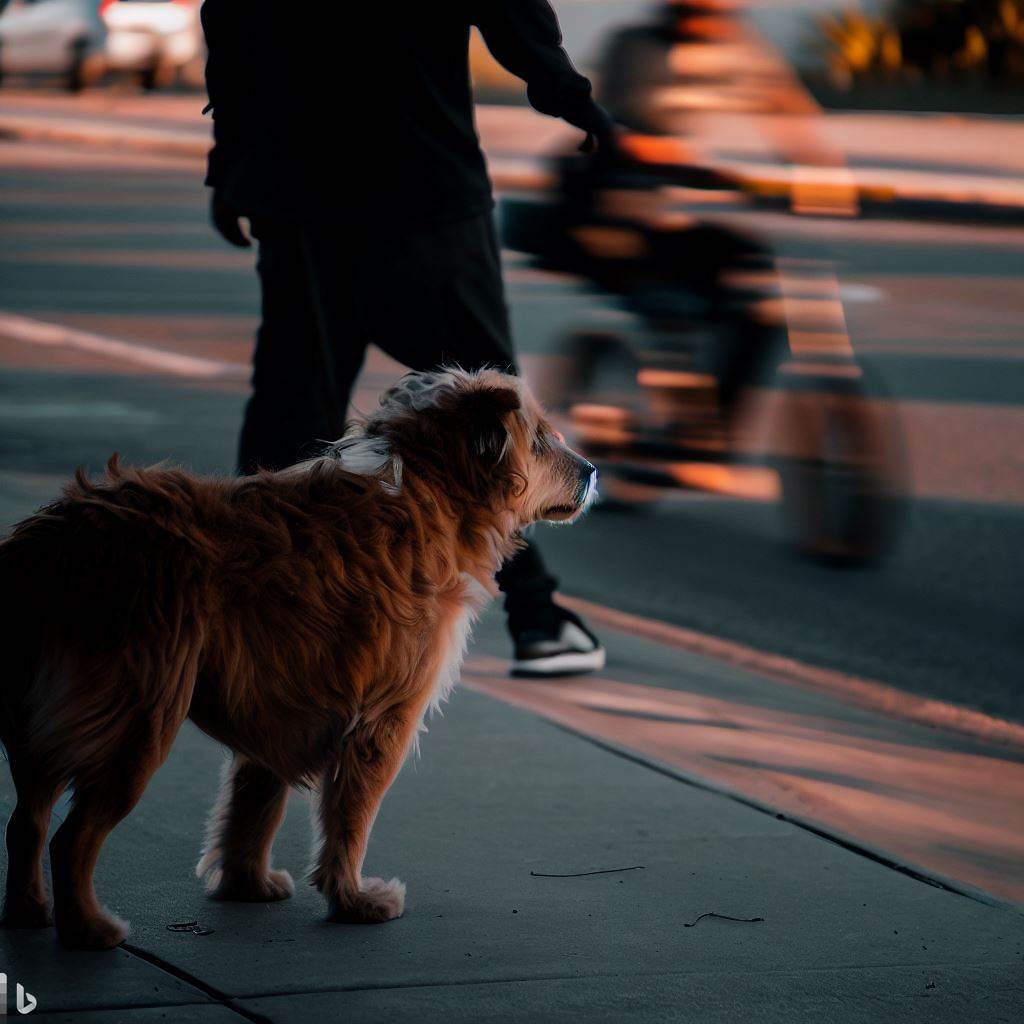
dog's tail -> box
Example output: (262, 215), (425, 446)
(0, 512), (55, 752)
(0, 463), (127, 752)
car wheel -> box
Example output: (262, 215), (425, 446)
(67, 38), (89, 92)
(140, 55), (176, 92)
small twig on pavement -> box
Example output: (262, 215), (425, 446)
(530, 865), (646, 878)
(683, 912), (765, 928)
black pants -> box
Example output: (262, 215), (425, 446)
(239, 211), (557, 628)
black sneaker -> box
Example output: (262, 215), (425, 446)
(510, 608), (606, 678)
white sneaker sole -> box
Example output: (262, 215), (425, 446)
(510, 646), (606, 678)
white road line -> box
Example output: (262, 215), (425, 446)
(838, 283), (885, 303)
(0, 311), (248, 380)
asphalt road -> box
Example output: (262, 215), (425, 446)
(0, 136), (1022, 725)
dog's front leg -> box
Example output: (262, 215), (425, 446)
(311, 704), (421, 924)
(196, 756), (293, 903)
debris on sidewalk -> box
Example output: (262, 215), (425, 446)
(683, 912), (765, 928)
(530, 865), (646, 878)
(166, 920), (215, 936)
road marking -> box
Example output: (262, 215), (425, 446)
(0, 400), (162, 422)
(557, 594), (1024, 753)
(838, 283), (885, 303)
(0, 311), (247, 381)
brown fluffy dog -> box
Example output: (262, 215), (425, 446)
(0, 368), (596, 949)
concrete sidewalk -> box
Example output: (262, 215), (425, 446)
(2, 605), (1022, 1022)
(2, 91), (1024, 219)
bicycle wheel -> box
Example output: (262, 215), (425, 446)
(776, 367), (906, 566)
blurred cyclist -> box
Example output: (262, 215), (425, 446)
(600, 0), (849, 175)
(570, 0), (857, 415)
(201, 2), (613, 677)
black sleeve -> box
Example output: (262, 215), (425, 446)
(472, 0), (613, 138)
(201, 0), (261, 189)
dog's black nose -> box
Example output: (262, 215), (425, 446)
(578, 458), (597, 483)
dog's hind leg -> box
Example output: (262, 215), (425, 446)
(49, 658), (197, 954)
(312, 701), (423, 924)
(49, 735), (171, 950)
(196, 756), (293, 902)
(2, 750), (62, 929)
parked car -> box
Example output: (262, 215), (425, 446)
(0, 0), (202, 92)
(100, 0), (203, 90)
(0, 0), (107, 92)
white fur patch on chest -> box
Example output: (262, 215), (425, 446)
(425, 574), (491, 719)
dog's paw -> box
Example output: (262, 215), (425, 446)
(1, 893), (53, 929)
(327, 876), (406, 924)
(209, 867), (295, 903)
(55, 908), (128, 950)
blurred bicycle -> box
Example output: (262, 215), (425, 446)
(502, 2), (905, 565)
(504, 153), (904, 565)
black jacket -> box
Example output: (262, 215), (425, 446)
(202, 0), (611, 226)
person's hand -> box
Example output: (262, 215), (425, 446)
(578, 123), (625, 163)
(210, 188), (251, 248)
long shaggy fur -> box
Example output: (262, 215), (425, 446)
(0, 368), (594, 948)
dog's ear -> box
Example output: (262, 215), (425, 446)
(451, 385), (521, 459)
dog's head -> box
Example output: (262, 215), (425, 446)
(336, 368), (596, 526)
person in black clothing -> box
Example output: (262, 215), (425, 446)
(201, 0), (611, 676)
